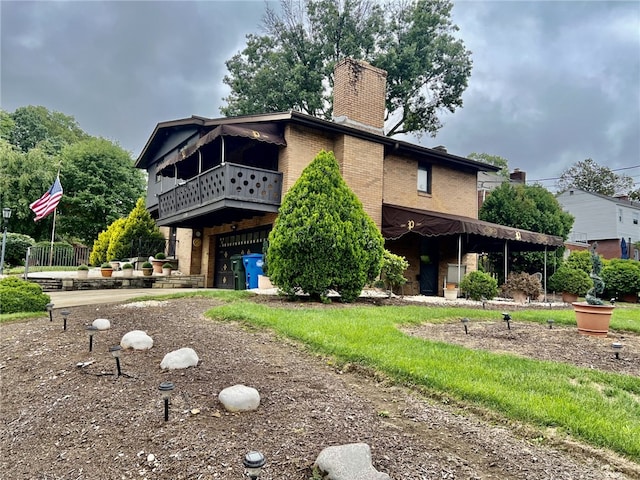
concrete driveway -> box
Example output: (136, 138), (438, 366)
(47, 288), (206, 308)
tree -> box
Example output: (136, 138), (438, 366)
(267, 150), (384, 302)
(7, 106), (88, 153)
(479, 182), (574, 278)
(57, 138), (146, 245)
(222, 0), (472, 138)
(468, 152), (509, 178)
(106, 198), (165, 261)
(557, 159), (634, 197)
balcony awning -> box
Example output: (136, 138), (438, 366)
(157, 123), (286, 171)
(382, 204), (564, 252)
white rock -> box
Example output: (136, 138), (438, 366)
(92, 318), (111, 330)
(218, 384), (260, 412)
(147, 453), (155, 463)
(160, 347), (199, 370)
(120, 330), (153, 350)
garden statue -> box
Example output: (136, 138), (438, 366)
(585, 242), (605, 305)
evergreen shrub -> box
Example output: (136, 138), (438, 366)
(459, 270), (498, 301)
(0, 277), (51, 314)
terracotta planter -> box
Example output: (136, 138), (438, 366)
(258, 275), (273, 290)
(572, 302), (614, 337)
(511, 290), (527, 304)
(152, 260), (164, 274)
(621, 293), (638, 304)
(101, 268), (113, 278)
(142, 267), (153, 277)
(446, 283), (457, 290)
(561, 292), (579, 304)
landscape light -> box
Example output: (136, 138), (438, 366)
(158, 381), (175, 421)
(86, 325), (98, 352)
(46, 303), (54, 322)
(611, 342), (623, 360)
(547, 319), (554, 329)
(243, 451), (266, 480)
(109, 345), (122, 377)
(461, 317), (469, 334)
(502, 312), (511, 330)
(61, 310), (70, 331)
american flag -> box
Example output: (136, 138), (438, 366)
(30, 176), (63, 221)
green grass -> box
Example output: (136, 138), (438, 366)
(206, 301), (640, 461)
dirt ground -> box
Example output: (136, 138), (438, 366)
(1, 296), (639, 480)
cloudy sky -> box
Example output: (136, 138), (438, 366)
(2, 0), (639, 191)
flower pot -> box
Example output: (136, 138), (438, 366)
(101, 268), (113, 278)
(511, 290), (527, 304)
(122, 268), (133, 278)
(444, 288), (458, 300)
(77, 269), (89, 279)
(152, 260), (164, 274)
(561, 292), (579, 304)
(142, 267), (153, 277)
(109, 261), (120, 271)
(258, 275), (273, 290)
(621, 293), (638, 304)
(572, 302), (614, 337)
(162, 267), (172, 276)
(446, 283), (457, 290)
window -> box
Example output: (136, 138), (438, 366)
(417, 163), (431, 193)
(619, 208), (623, 223)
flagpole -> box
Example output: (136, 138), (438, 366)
(49, 207), (57, 267)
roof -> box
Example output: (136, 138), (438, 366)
(135, 110), (501, 174)
(557, 189), (640, 210)
(382, 204), (564, 252)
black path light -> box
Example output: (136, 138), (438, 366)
(547, 319), (555, 329)
(109, 345), (122, 377)
(243, 451), (266, 480)
(46, 303), (54, 322)
(502, 312), (511, 330)
(158, 381), (175, 421)
(461, 317), (470, 334)
(611, 341), (623, 360)
(61, 309), (70, 331)
(86, 325), (98, 352)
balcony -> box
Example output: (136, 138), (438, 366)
(157, 163), (282, 227)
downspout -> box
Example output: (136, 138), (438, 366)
(544, 247), (548, 302)
(504, 240), (508, 283)
(221, 136), (225, 165)
(198, 150), (202, 174)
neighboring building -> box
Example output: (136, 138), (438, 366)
(477, 168), (526, 210)
(135, 59), (562, 295)
(556, 189), (640, 260)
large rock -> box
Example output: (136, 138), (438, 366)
(160, 347), (199, 370)
(120, 330), (153, 350)
(92, 318), (111, 330)
(314, 443), (391, 480)
(218, 384), (260, 412)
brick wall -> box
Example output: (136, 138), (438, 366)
(333, 59), (387, 132)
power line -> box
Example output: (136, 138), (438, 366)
(528, 164), (640, 183)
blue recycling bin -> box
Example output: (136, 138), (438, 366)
(242, 253), (264, 289)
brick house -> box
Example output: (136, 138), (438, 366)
(135, 59), (562, 295)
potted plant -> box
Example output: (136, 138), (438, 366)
(121, 262), (134, 278)
(141, 261), (154, 276)
(77, 264), (89, 279)
(501, 272), (542, 304)
(109, 258), (121, 271)
(162, 262), (173, 276)
(100, 262), (114, 277)
(152, 252), (166, 274)
(548, 266), (593, 303)
(572, 243), (614, 336)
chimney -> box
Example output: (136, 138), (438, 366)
(510, 168), (526, 184)
(332, 58), (387, 134)
(433, 145), (447, 153)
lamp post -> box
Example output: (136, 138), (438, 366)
(547, 319), (555, 329)
(243, 451), (266, 480)
(0, 207), (12, 275)
(461, 317), (469, 334)
(46, 303), (55, 322)
(612, 341), (623, 360)
(109, 345), (122, 377)
(502, 312), (511, 330)
(61, 309), (70, 331)
(159, 382), (174, 421)
(86, 325), (98, 352)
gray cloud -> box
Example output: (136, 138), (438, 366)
(1, 0), (638, 189)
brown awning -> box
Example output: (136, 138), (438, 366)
(382, 204), (564, 252)
(157, 123), (286, 171)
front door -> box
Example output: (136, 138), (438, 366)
(419, 237), (439, 295)
(214, 227), (270, 289)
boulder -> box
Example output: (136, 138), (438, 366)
(314, 443), (391, 480)
(160, 347), (199, 370)
(120, 330), (153, 350)
(92, 318), (111, 330)
(218, 384), (260, 412)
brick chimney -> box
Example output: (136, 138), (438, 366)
(332, 58), (387, 134)
(510, 168), (526, 184)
